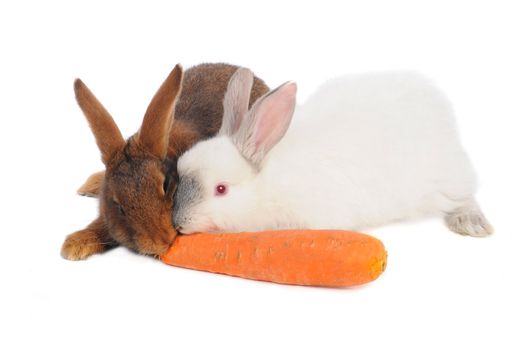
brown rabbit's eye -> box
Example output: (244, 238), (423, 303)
(113, 200), (125, 216)
(162, 176), (170, 195)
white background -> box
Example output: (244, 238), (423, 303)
(1, 1), (524, 349)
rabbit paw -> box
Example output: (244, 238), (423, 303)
(77, 171), (105, 197)
(61, 229), (113, 260)
(445, 200), (493, 237)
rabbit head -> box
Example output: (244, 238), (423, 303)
(64, 63), (270, 260)
(74, 65), (183, 255)
(173, 68), (297, 234)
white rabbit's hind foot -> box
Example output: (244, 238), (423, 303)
(445, 200), (493, 237)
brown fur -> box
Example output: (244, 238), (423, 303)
(74, 79), (126, 164)
(61, 63), (269, 260)
(77, 171), (105, 197)
(61, 217), (114, 260)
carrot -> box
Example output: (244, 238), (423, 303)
(161, 230), (387, 287)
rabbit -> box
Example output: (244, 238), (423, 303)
(172, 68), (492, 237)
(61, 63), (269, 260)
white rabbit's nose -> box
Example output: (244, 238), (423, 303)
(176, 226), (193, 235)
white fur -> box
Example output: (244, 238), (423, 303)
(175, 71), (491, 235)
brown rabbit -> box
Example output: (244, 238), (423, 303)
(61, 63), (269, 260)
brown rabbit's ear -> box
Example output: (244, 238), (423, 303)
(77, 170), (105, 197)
(74, 79), (126, 165)
(138, 64), (184, 160)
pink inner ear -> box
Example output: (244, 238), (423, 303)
(254, 82), (297, 152)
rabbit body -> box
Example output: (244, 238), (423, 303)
(61, 63), (269, 260)
(174, 70), (491, 236)
(256, 72), (476, 230)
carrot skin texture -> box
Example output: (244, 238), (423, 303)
(161, 230), (387, 287)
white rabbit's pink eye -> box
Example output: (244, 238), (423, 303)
(215, 184), (228, 196)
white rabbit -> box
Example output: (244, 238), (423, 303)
(172, 68), (492, 237)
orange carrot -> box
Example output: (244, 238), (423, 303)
(161, 230), (387, 287)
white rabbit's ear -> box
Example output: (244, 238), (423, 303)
(233, 81), (297, 167)
(219, 68), (254, 136)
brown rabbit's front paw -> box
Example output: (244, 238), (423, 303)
(61, 229), (113, 260)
